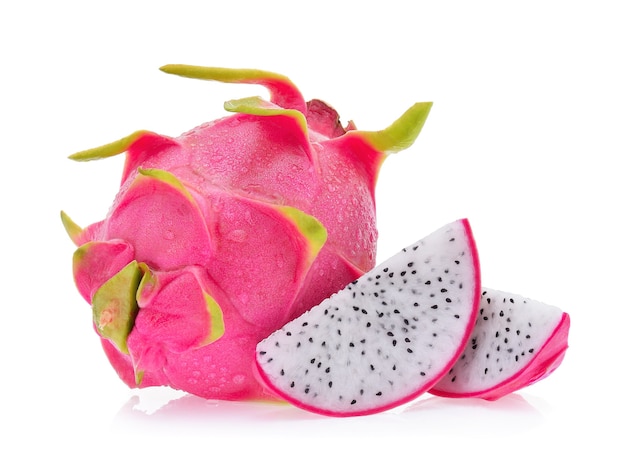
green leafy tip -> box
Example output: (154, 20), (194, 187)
(358, 102), (433, 154)
(159, 65), (291, 87)
(277, 206), (328, 264)
(67, 130), (154, 162)
(60, 211), (83, 245)
(159, 64), (306, 114)
(92, 261), (144, 354)
(224, 96), (308, 135)
(203, 293), (226, 345)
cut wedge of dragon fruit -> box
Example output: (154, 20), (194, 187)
(255, 219), (481, 417)
(429, 287), (570, 400)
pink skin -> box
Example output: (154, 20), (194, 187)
(65, 67), (428, 401)
(429, 312), (570, 400)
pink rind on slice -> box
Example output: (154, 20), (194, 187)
(254, 219), (481, 417)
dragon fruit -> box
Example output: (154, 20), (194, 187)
(255, 219), (482, 416)
(62, 64), (432, 401)
(430, 288), (570, 400)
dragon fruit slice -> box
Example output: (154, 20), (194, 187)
(255, 219), (481, 416)
(429, 287), (570, 400)
(62, 65), (432, 400)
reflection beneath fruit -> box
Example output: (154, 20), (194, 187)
(112, 387), (545, 438)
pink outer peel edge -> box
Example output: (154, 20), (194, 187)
(253, 219), (482, 417)
(429, 311), (570, 400)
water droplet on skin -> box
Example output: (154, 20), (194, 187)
(276, 255), (285, 269)
(163, 230), (175, 240)
(227, 229), (247, 242)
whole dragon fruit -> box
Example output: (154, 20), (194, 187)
(62, 65), (432, 401)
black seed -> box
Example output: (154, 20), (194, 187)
(290, 381), (295, 388)
(353, 306), (359, 311)
(370, 364), (375, 371)
(420, 371), (426, 376)
(280, 369), (284, 375)
(376, 391), (382, 396)
(431, 305), (438, 309)
(529, 348), (535, 353)
(305, 388), (310, 394)
(484, 368), (488, 374)
(325, 367), (331, 373)
(328, 381), (333, 388)
(407, 348), (414, 353)
(349, 342), (355, 347)
(259, 351), (266, 355)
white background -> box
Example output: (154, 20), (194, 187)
(2, 1), (624, 468)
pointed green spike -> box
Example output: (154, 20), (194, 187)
(60, 211), (83, 245)
(159, 64), (306, 114)
(355, 102), (433, 154)
(224, 96), (308, 135)
(136, 167), (197, 205)
(92, 260), (144, 354)
(68, 130), (155, 161)
(277, 206), (328, 265)
(135, 369), (145, 386)
(159, 64), (291, 86)
(203, 293), (226, 345)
